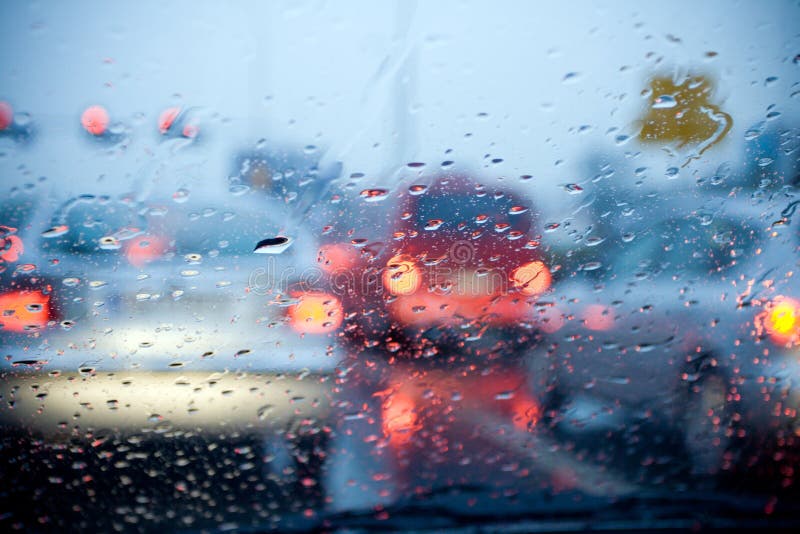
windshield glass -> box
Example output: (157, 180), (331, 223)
(1, 1), (799, 531)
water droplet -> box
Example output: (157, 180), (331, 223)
(253, 236), (293, 254)
(257, 404), (275, 420)
(744, 121), (766, 141)
(408, 184), (428, 196)
(425, 219), (444, 231)
(563, 183), (584, 194)
(360, 188), (390, 202)
(229, 184), (250, 196)
(764, 76), (778, 87)
(184, 253), (202, 263)
(180, 269), (200, 277)
(757, 157), (774, 167)
(652, 94), (677, 109)
(98, 236), (121, 250)
(42, 225), (69, 238)
(614, 134), (632, 145)
(172, 188), (190, 203)
(62, 277), (80, 287)
(562, 72), (581, 84)
(407, 162), (425, 168)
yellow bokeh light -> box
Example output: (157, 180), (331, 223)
(288, 292), (343, 334)
(770, 302), (797, 335)
(383, 255), (421, 296)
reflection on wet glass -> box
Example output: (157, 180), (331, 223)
(1, 0), (799, 531)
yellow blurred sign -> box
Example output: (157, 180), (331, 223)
(639, 75), (732, 157)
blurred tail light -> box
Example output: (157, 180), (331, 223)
(0, 101), (12, 130)
(317, 243), (358, 273)
(382, 390), (419, 448)
(81, 105), (110, 136)
(0, 234), (24, 262)
(158, 107), (181, 134)
(511, 395), (541, 431)
(582, 304), (614, 331)
(384, 255), (421, 296)
(757, 296), (799, 346)
(511, 260), (552, 296)
(125, 235), (167, 268)
(287, 292), (343, 334)
(0, 289), (51, 332)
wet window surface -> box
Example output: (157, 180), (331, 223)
(1, 1), (799, 531)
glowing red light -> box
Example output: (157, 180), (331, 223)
(81, 105), (110, 136)
(0, 101), (13, 130)
(158, 107), (181, 134)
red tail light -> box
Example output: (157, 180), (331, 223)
(382, 390), (419, 448)
(158, 107), (181, 134)
(81, 105), (110, 136)
(0, 234), (24, 262)
(287, 292), (343, 334)
(511, 260), (551, 296)
(383, 255), (421, 296)
(0, 101), (12, 130)
(0, 289), (51, 333)
(125, 235), (168, 268)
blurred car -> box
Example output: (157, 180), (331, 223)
(283, 173), (555, 360)
(0, 191), (66, 342)
(1, 151), (336, 374)
(530, 188), (800, 479)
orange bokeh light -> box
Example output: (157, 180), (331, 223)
(81, 105), (110, 136)
(0, 290), (51, 332)
(511, 260), (551, 296)
(383, 255), (421, 296)
(287, 292), (343, 334)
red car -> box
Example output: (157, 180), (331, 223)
(285, 174), (554, 358)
